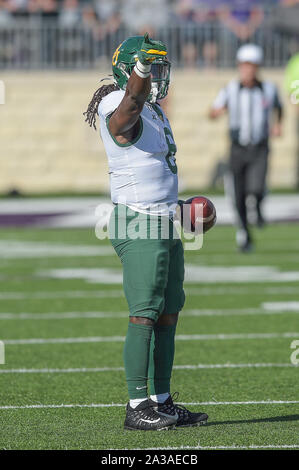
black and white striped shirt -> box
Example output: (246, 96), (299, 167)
(212, 80), (282, 146)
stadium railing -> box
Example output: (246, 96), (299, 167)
(0, 19), (298, 69)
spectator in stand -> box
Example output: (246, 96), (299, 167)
(80, 4), (102, 63)
(81, 4), (100, 37)
(218, 0), (264, 65)
(26, 0), (42, 15)
(94, 0), (119, 25)
(175, 0), (197, 23)
(7, 0), (28, 14)
(58, 0), (80, 28)
(120, 0), (169, 37)
(40, 0), (58, 20)
(174, 0), (199, 67)
(93, 0), (122, 60)
(266, 0), (299, 56)
(0, 0), (13, 26)
(96, 1), (122, 39)
(174, 0), (221, 67)
(219, 0), (264, 41)
(194, 1), (221, 67)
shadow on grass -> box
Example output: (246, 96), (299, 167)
(206, 414), (299, 427)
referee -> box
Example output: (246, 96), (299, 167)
(209, 44), (283, 252)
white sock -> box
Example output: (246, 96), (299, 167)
(150, 392), (170, 404)
(130, 398), (148, 409)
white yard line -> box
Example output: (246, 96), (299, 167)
(184, 308), (298, 317)
(0, 363), (296, 374)
(0, 286), (298, 300)
(0, 367), (125, 374)
(0, 302), (299, 320)
(186, 286), (299, 296)
(195, 445), (299, 449)
(0, 311), (129, 320)
(1, 306), (299, 320)
(0, 400), (298, 410)
(3, 332), (299, 345)
(109, 444), (299, 450)
(36, 265), (299, 284)
(0, 241), (114, 259)
(0, 290), (125, 300)
(195, 254), (299, 262)
(263, 301), (299, 312)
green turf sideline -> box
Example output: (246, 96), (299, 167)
(0, 363), (296, 374)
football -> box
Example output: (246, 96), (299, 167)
(178, 196), (217, 234)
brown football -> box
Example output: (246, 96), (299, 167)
(179, 196), (217, 233)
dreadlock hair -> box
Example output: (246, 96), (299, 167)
(83, 80), (119, 131)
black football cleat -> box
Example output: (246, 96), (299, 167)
(256, 212), (266, 229)
(124, 399), (177, 431)
(236, 229), (254, 253)
(149, 392), (208, 428)
(238, 238), (254, 253)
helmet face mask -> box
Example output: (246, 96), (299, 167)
(149, 60), (171, 102)
(112, 36), (171, 103)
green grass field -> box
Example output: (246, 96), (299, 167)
(0, 223), (298, 450)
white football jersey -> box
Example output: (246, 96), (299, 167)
(98, 90), (178, 217)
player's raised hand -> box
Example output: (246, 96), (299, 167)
(137, 33), (167, 65)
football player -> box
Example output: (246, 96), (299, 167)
(84, 33), (208, 431)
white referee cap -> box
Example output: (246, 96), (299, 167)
(236, 44), (263, 65)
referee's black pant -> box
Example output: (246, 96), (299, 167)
(229, 141), (269, 236)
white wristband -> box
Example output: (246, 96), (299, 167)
(134, 60), (151, 78)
